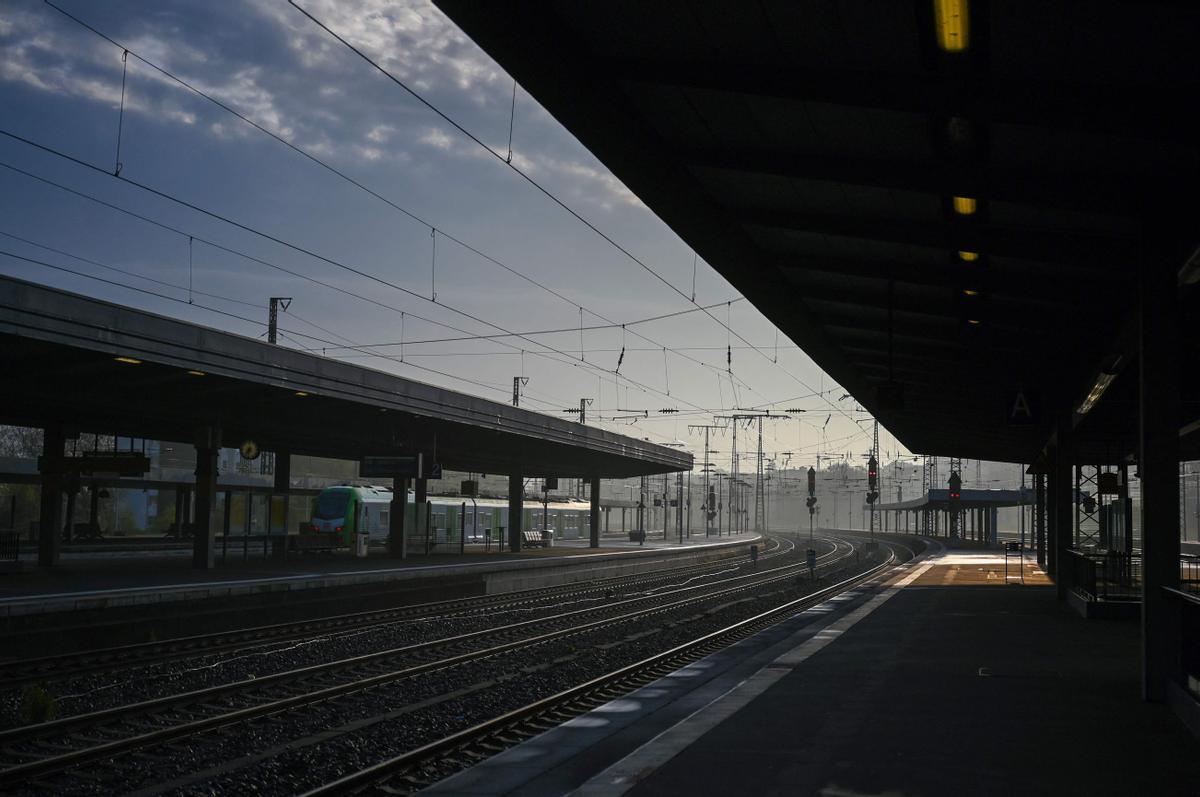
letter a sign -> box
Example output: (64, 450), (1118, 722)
(1007, 389), (1040, 426)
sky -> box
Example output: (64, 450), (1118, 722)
(0, 0), (916, 473)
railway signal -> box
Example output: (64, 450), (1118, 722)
(806, 466), (817, 541)
(948, 471), (962, 501)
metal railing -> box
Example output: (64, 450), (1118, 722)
(1182, 554), (1200, 597)
(1067, 548), (1140, 602)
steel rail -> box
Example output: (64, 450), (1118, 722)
(0, 537), (785, 686)
(0, 537), (849, 786)
(301, 544), (904, 796)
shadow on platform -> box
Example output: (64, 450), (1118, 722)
(625, 553), (1200, 797)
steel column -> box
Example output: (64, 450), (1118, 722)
(389, 476), (408, 558)
(508, 473), (523, 552)
(589, 476), (600, 548)
(191, 429), (219, 569)
(37, 424), (64, 567)
(273, 450), (290, 559)
(1139, 254), (1181, 702)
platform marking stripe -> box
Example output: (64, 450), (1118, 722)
(570, 557), (937, 797)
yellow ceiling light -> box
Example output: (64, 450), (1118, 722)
(294, 391), (309, 397)
(186, 369), (206, 377)
(958, 250), (979, 262)
(934, 0), (969, 52)
(966, 318), (981, 326)
(1076, 372), (1116, 416)
(952, 196), (977, 215)
(113, 356), (142, 365)
(962, 288), (980, 297)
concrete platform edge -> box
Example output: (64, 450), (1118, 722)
(0, 536), (761, 618)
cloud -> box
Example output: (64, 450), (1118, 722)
(0, 1), (644, 210)
(365, 123), (394, 143)
(418, 126), (453, 150)
(254, 0), (505, 99)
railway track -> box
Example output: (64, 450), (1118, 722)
(0, 535), (854, 791)
(0, 535), (788, 688)
(304, 539), (911, 795)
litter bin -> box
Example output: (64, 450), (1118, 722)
(354, 532), (369, 558)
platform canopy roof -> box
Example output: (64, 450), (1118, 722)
(0, 277), (691, 478)
(878, 487), (1032, 512)
(437, 0), (1200, 464)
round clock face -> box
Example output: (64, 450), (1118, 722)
(240, 439), (260, 460)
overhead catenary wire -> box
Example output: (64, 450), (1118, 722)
(293, 298), (741, 352)
(0, 229), (258, 310)
(31, 1), (876, 450)
(288, 0), (861, 426)
(0, 131), (710, 416)
(0, 162), (594, 406)
(42, 2), (775, 410)
(113, 48), (128, 176)
(0, 247), (565, 408)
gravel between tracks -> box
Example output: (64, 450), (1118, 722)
(0, 539), (805, 729)
(18, 542), (885, 797)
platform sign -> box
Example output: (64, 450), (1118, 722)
(1006, 388), (1040, 426)
(45, 453), (151, 477)
(359, 454), (441, 479)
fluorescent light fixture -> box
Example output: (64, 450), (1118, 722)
(1076, 372), (1117, 415)
(966, 318), (980, 325)
(952, 196), (977, 215)
(934, 0), (969, 52)
(958, 250), (979, 262)
(186, 370), (206, 377)
(962, 288), (980, 297)
(294, 391), (309, 397)
(113, 356), (142, 365)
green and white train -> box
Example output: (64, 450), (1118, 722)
(309, 485), (594, 547)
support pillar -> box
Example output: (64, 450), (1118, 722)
(508, 473), (523, 552)
(1139, 254), (1181, 702)
(389, 476), (408, 558)
(415, 477), (428, 554)
(273, 450), (290, 558)
(589, 476), (600, 549)
(191, 426), (220, 569)
(37, 424), (64, 567)
(1051, 409), (1073, 599)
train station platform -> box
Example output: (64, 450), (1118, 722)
(0, 533), (761, 620)
(433, 543), (1200, 797)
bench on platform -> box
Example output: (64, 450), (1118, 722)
(522, 531), (549, 548)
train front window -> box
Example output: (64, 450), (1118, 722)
(314, 491), (349, 520)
